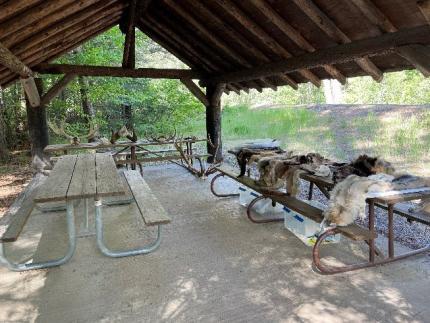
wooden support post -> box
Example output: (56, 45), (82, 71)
(122, 0), (137, 69)
(0, 41), (40, 107)
(181, 78), (209, 106)
(40, 73), (76, 106)
(205, 83), (225, 163)
(26, 78), (50, 173)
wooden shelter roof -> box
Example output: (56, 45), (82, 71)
(1, 0), (430, 93)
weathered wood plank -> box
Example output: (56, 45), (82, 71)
(34, 155), (77, 202)
(123, 170), (171, 226)
(95, 153), (125, 198)
(204, 26), (430, 85)
(34, 63), (202, 79)
(67, 154), (97, 200)
(0, 174), (43, 242)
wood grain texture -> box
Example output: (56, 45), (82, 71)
(95, 153), (125, 198)
(67, 154), (97, 200)
(0, 174), (43, 242)
(34, 155), (77, 203)
(123, 170), (171, 226)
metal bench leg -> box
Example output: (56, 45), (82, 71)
(95, 199), (162, 258)
(247, 196), (284, 223)
(0, 201), (77, 271)
(210, 173), (240, 198)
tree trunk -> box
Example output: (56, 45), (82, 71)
(26, 78), (50, 174)
(78, 76), (98, 142)
(0, 86), (9, 161)
(122, 103), (133, 129)
(205, 84), (225, 163)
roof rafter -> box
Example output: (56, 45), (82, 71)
(292, 0), (383, 82)
(250, 0), (346, 85)
(351, 0), (430, 77)
(187, 0), (298, 89)
(217, 0), (322, 87)
(203, 25), (430, 85)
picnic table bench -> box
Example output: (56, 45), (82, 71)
(0, 153), (170, 271)
(211, 164), (430, 274)
(44, 138), (210, 176)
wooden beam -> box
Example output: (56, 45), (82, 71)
(0, 6), (124, 76)
(250, 0), (346, 84)
(351, 0), (430, 77)
(396, 45), (430, 77)
(0, 13), (123, 82)
(203, 26), (430, 85)
(0, 0), (42, 23)
(0, 41), (40, 106)
(163, 0), (278, 90)
(181, 78), (209, 106)
(292, 0), (383, 82)
(33, 64), (202, 79)
(21, 77), (41, 107)
(0, 41), (33, 77)
(350, 0), (397, 32)
(2, 0), (109, 47)
(1, 19), (120, 86)
(418, 0), (430, 24)
(187, 0), (298, 89)
(40, 74), (76, 107)
(217, 0), (321, 87)
(122, 0), (137, 69)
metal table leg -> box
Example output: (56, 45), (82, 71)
(0, 201), (77, 271)
(95, 199), (162, 258)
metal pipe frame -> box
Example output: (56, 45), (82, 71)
(95, 200), (162, 258)
(246, 196), (284, 224)
(312, 227), (430, 275)
(0, 201), (77, 272)
(210, 173), (240, 198)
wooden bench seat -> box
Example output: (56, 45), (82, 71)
(123, 170), (171, 226)
(215, 165), (375, 241)
(0, 174), (43, 243)
(116, 153), (211, 165)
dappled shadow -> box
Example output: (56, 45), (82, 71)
(0, 165), (429, 322)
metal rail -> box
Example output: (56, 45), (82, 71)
(0, 202), (77, 272)
(94, 200), (162, 258)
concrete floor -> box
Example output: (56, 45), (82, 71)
(1, 164), (430, 323)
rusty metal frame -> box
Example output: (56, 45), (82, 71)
(210, 173), (240, 197)
(246, 195), (284, 223)
(312, 200), (430, 274)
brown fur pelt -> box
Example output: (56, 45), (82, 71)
(235, 148), (284, 177)
(333, 155), (395, 183)
(256, 152), (327, 194)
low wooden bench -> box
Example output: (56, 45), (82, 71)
(122, 170), (171, 226)
(211, 165), (375, 242)
(0, 174), (43, 243)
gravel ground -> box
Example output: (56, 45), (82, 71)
(221, 141), (430, 250)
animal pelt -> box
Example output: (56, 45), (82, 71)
(235, 148), (285, 177)
(333, 155), (395, 183)
(323, 173), (430, 227)
(323, 175), (392, 227)
(256, 152), (327, 194)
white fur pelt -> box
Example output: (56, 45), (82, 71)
(323, 174), (393, 227)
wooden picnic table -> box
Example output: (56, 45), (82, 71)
(44, 138), (209, 174)
(0, 153), (170, 271)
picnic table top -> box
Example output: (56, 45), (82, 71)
(34, 153), (125, 203)
(44, 138), (207, 153)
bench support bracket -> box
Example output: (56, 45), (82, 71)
(95, 199), (162, 258)
(0, 202), (77, 271)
